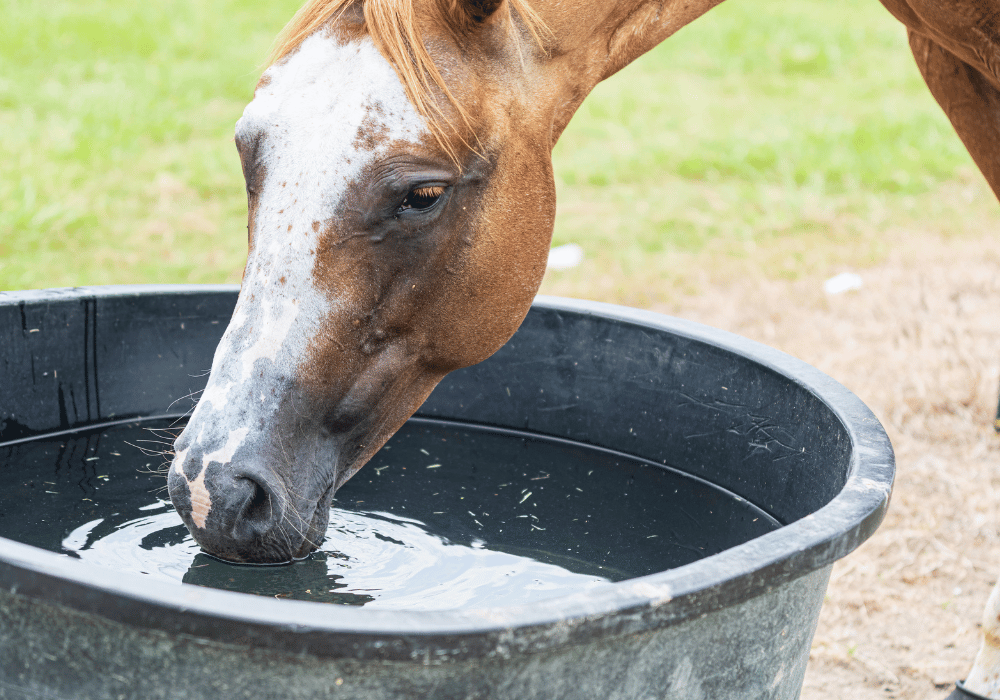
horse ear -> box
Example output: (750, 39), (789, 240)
(439, 0), (505, 33)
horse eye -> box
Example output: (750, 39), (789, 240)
(398, 186), (445, 214)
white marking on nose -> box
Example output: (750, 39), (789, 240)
(173, 427), (248, 530)
(230, 307), (248, 331)
(199, 381), (234, 411)
(171, 446), (212, 529)
(171, 447), (189, 476)
(202, 427), (250, 469)
(240, 298), (299, 380)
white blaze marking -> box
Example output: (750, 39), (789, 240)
(227, 31), (427, 390)
(172, 31), (430, 521)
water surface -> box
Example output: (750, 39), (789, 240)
(0, 418), (780, 610)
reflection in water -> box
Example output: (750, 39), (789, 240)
(61, 502), (608, 610)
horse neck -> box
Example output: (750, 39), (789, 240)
(528, 0), (725, 141)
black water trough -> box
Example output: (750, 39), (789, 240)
(0, 286), (894, 700)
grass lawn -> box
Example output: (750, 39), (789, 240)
(2, 0), (997, 300)
(0, 0), (300, 289)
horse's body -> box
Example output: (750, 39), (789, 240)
(165, 2), (1000, 688)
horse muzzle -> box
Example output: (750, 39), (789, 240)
(167, 432), (336, 564)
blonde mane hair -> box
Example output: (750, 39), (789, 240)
(268, 0), (548, 160)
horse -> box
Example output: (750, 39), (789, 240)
(167, 0), (1000, 563)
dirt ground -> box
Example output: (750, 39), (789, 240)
(655, 231), (1000, 699)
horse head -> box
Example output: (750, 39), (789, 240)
(167, 0), (561, 562)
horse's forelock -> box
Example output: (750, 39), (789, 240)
(268, 0), (548, 163)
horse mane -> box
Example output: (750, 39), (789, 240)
(268, 0), (548, 160)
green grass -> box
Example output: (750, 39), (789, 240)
(2, 0), (997, 300)
(0, 0), (301, 288)
(543, 0), (1000, 306)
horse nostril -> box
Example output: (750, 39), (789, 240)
(240, 478), (273, 526)
(224, 475), (280, 545)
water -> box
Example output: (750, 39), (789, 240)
(0, 418), (780, 611)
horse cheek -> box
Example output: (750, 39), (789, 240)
(426, 151), (556, 370)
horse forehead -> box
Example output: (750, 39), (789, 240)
(237, 33), (426, 159)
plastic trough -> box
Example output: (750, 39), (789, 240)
(0, 286), (894, 700)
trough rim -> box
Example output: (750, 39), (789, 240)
(0, 285), (895, 662)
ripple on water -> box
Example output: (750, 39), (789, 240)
(59, 503), (610, 610)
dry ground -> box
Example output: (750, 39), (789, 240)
(650, 231), (1000, 699)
